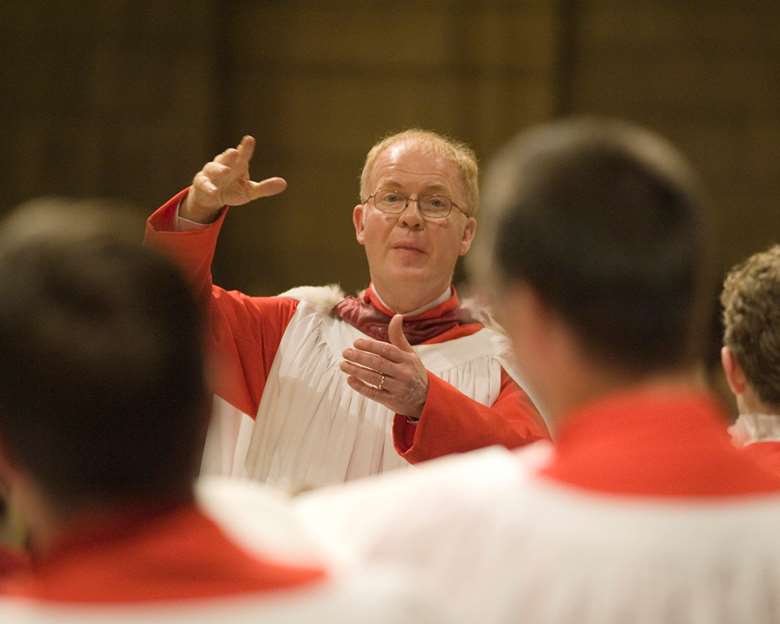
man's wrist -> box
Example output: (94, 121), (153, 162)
(403, 377), (429, 423)
(180, 191), (221, 224)
(403, 398), (425, 423)
(175, 200), (212, 232)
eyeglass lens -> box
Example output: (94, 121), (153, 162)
(373, 189), (452, 218)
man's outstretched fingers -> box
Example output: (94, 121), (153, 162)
(202, 162), (232, 182)
(237, 135), (256, 163)
(342, 346), (388, 374)
(346, 376), (386, 402)
(249, 176), (288, 199)
(351, 338), (406, 363)
(215, 147), (241, 166)
(193, 172), (220, 198)
(340, 360), (387, 390)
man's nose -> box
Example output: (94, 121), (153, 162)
(399, 198), (424, 229)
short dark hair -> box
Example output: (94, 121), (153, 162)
(476, 118), (713, 373)
(721, 245), (780, 408)
(0, 224), (208, 509)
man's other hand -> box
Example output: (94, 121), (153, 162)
(341, 314), (429, 421)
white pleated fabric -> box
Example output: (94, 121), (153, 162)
(296, 444), (780, 624)
(201, 290), (513, 494)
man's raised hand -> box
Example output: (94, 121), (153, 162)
(182, 135), (287, 224)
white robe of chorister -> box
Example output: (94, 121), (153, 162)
(730, 412), (780, 445)
(200, 286), (516, 494)
(294, 443), (780, 624)
(0, 573), (439, 624)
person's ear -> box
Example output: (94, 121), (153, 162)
(353, 204), (366, 245)
(501, 283), (553, 351)
(721, 346), (747, 396)
(0, 435), (20, 493)
(459, 217), (477, 256)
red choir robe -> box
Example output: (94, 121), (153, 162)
(145, 189), (547, 489)
(296, 388), (780, 624)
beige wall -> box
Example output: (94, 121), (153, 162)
(569, 1), (780, 271)
(2, 1), (778, 293)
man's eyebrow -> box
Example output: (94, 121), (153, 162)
(421, 183), (449, 194)
(376, 181), (451, 194)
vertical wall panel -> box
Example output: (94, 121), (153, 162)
(0, 1), (218, 212)
(569, 0), (780, 269)
(216, 1), (558, 293)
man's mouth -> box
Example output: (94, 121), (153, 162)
(392, 243), (426, 254)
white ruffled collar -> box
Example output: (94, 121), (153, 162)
(729, 413), (780, 446)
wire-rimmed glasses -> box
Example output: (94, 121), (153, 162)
(363, 188), (466, 220)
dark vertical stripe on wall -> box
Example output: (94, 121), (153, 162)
(449, 1), (473, 141)
(213, 0), (233, 152)
(554, 0), (578, 116)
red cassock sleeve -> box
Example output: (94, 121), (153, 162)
(393, 368), (549, 463)
(144, 189), (298, 418)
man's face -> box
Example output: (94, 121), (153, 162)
(353, 140), (477, 302)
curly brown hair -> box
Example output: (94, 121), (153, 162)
(721, 245), (780, 408)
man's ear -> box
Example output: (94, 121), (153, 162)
(502, 283), (554, 351)
(499, 282), (559, 403)
(459, 217), (477, 256)
(721, 346), (747, 396)
(352, 204), (366, 245)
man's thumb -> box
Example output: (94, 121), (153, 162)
(249, 176), (288, 199)
(388, 314), (412, 352)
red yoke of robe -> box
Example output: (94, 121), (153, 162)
(740, 441), (780, 480)
(0, 504), (324, 603)
(541, 389), (780, 496)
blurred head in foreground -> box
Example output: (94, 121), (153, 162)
(471, 118), (714, 421)
(0, 200), (432, 624)
(0, 201), (208, 551)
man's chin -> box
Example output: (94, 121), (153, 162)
(387, 264), (431, 281)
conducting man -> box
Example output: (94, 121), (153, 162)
(146, 130), (547, 492)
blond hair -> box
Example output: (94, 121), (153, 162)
(721, 244), (780, 408)
(359, 129), (479, 217)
